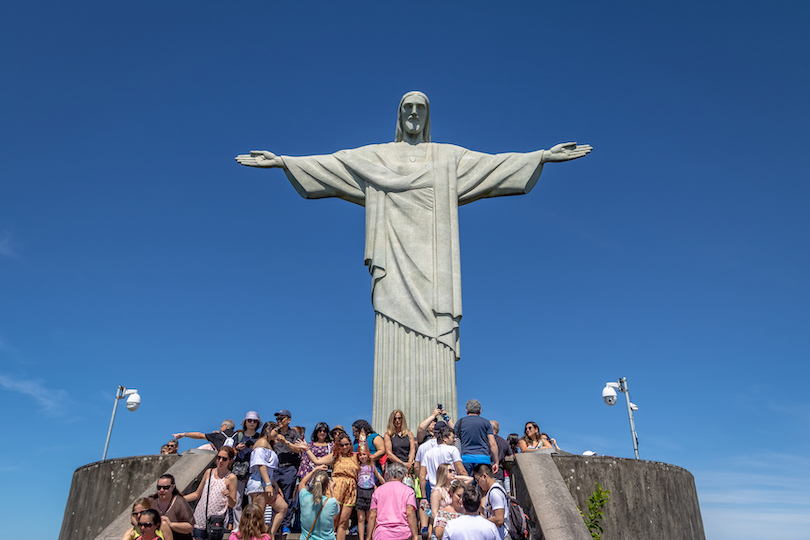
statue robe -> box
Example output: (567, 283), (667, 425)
(283, 142), (545, 426)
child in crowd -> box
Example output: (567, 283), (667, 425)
(232, 503), (271, 540)
(355, 445), (385, 540)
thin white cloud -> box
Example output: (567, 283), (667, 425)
(696, 454), (810, 540)
(702, 508), (810, 540)
(0, 374), (69, 415)
(0, 230), (17, 258)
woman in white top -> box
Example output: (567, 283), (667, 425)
(247, 421), (288, 539)
(184, 446), (238, 537)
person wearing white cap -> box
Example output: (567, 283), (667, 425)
(232, 411), (262, 531)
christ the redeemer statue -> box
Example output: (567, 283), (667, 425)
(236, 91), (591, 428)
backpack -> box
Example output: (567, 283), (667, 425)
(490, 483), (529, 540)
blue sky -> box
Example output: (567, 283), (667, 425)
(1, 1), (808, 538)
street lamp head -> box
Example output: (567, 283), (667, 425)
(602, 385), (618, 406)
(126, 392), (141, 411)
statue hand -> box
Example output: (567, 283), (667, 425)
(544, 142), (592, 162)
(235, 150), (284, 168)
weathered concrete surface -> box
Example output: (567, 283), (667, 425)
(59, 454), (180, 540)
(59, 450), (215, 540)
(512, 452), (592, 540)
(551, 455), (705, 540)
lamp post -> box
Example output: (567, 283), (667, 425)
(602, 377), (639, 459)
(102, 385), (141, 461)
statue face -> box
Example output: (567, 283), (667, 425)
(400, 94), (428, 136)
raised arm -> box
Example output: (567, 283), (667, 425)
(173, 431), (206, 441)
(299, 464), (328, 493)
(288, 437), (309, 454)
(225, 474), (238, 508)
(184, 469), (209, 502)
(541, 142), (593, 162)
(235, 150), (285, 168)
(416, 408), (441, 443)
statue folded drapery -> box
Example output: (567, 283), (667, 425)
(236, 91), (591, 428)
(283, 142), (546, 360)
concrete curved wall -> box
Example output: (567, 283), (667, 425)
(550, 455), (704, 540)
(59, 454), (179, 540)
(61, 452), (703, 540)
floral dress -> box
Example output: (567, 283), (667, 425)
(332, 455), (360, 506)
(298, 442), (334, 478)
(435, 509), (462, 529)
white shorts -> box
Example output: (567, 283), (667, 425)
(246, 471), (267, 495)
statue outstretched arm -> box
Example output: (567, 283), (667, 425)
(542, 142), (593, 163)
(235, 150), (285, 169)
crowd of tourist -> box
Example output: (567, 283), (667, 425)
(126, 400), (562, 540)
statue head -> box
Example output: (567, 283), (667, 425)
(395, 91), (431, 143)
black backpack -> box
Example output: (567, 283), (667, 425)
(490, 483), (529, 540)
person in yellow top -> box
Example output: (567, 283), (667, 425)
(121, 498), (173, 540)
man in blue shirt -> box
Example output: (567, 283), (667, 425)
(454, 399), (499, 475)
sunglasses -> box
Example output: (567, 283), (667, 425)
(246, 419), (259, 423)
(317, 428), (328, 432)
(341, 442), (352, 447)
(216, 456), (230, 461)
(132, 511), (144, 516)
(157, 485), (173, 490)
(138, 522), (156, 528)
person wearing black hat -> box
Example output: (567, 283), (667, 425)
(274, 409), (307, 536)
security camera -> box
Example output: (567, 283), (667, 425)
(126, 392), (141, 411)
(602, 385), (617, 406)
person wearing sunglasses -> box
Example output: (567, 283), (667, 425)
(246, 421), (288, 539)
(330, 434), (360, 540)
(297, 422), (334, 480)
(518, 422), (552, 452)
(122, 498), (173, 540)
(133, 509), (167, 540)
(232, 411), (263, 530)
(184, 446), (238, 538)
(149, 474), (195, 540)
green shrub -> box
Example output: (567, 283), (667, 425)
(579, 482), (611, 540)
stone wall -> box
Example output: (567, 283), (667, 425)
(549, 455), (705, 540)
(59, 454), (179, 540)
(60, 451), (704, 540)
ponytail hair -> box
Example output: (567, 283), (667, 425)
(308, 470), (331, 505)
